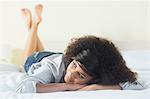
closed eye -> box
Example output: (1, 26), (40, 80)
(78, 72), (86, 79)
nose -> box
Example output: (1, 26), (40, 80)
(69, 69), (78, 78)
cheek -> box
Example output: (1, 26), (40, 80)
(64, 72), (73, 83)
(64, 74), (68, 82)
(64, 74), (70, 83)
(66, 64), (72, 71)
(64, 72), (70, 80)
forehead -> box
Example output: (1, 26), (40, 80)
(73, 60), (91, 76)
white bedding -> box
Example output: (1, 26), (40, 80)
(0, 50), (150, 99)
(1, 89), (150, 99)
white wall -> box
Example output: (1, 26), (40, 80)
(148, 0), (150, 43)
(0, 0), (149, 53)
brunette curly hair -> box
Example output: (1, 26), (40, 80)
(63, 35), (137, 85)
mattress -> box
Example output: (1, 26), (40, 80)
(0, 50), (150, 99)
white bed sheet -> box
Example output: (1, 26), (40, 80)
(0, 50), (150, 99)
(1, 89), (150, 99)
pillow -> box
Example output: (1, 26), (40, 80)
(10, 48), (24, 66)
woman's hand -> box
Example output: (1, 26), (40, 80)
(78, 84), (100, 91)
(78, 84), (121, 91)
(65, 83), (86, 91)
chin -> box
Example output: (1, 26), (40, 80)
(64, 75), (70, 83)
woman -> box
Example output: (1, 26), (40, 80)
(16, 4), (145, 93)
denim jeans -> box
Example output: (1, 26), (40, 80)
(24, 51), (61, 72)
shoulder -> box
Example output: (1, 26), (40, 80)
(42, 53), (64, 66)
(41, 53), (66, 83)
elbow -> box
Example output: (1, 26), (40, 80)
(16, 81), (37, 93)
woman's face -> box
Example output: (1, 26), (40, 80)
(64, 60), (92, 84)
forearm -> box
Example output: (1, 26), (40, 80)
(36, 83), (86, 93)
(79, 84), (121, 91)
(98, 85), (121, 90)
(36, 83), (68, 93)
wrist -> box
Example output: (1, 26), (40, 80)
(61, 83), (70, 90)
(96, 85), (121, 90)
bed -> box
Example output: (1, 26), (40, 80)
(0, 50), (150, 99)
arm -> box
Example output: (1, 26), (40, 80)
(78, 84), (121, 91)
(36, 83), (86, 93)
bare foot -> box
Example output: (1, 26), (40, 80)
(21, 8), (32, 30)
(34, 4), (43, 24)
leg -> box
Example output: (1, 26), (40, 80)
(37, 36), (44, 51)
(20, 4), (44, 71)
(21, 8), (38, 60)
(21, 8), (32, 30)
(22, 4), (44, 59)
(34, 4), (44, 51)
(20, 8), (38, 71)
